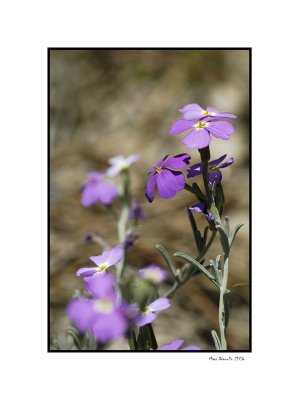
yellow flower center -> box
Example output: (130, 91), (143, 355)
(194, 121), (207, 130)
(153, 165), (163, 173)
(203, 110), (210, 116)
(97, 264), (108, 272)
(209, 166), (218, 171)
(94, 299), (114, 313)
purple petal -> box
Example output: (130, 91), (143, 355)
(89, 253), (107, 267)
(139, 265), (168, 284)
(162, 153), (191, 169)
(148, 154), (169, 174)
(87, 171), (105, 181)
(91, 311), (128, 343)
(145, 174), (157, 203)
(206, 121), (234, 139)
(181, 346), (201, 350)
(66, 298), (94, 331)
(135, 311), (157, 327)
(207, 170), (222, 184)
(206, 106), (237, 119)
(218, 157), (234, 169)
(84, 273), (116, 299)
(148, 297), (171, 312)
(187, 162), (203, 178)
(169, 119), (194, 135)
(156, 169), (185, 199)
(81, 181), (118, 207)
(76, 266), (98, 277)
(178, 103), (203, 113)
(208, 154), (227, 167)
(182, 129), (211, 149)
(159, 339), (184, 350)
(105, 245), (124, 267)
(189, 202), (205, 214)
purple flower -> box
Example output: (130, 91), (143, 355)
(129, 199), (146, 221)
(169, 118), (234, 149)
(187, 154), (234, 184)
(145, 153), (191, 203)
(178, 103), (236, 121)
(81, 172), (118, 207)
(107, 154), (139, 177)
(189, 202), (215, 223)
(139, 264), (168, 285)
(76, 245), (124, 278)
(67, 273), (128, 343)
(159, 339), (201, 351)
(135, 297), (171, 327)
(123, 233), (138, 251)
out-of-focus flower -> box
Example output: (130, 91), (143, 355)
(81, 172), (118, 207)
(139, 264), (168, 285)
(189, 203), (215, 223)
(178, 103), (236, 121)
(145, 153), (190, 203)
(107, 154), (139, 177)
(129, 199), (146, 221)
(169, 118), (234, 149)
(67, 273), (128, 343)
(123, 233), (138, 251)
(76, 245), (124, 278)
(187, 154), (234, 184)
(159, 339), (201, 350)
(135, 297), (171, 327)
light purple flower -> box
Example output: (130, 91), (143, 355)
(76, 245), (124, 278)
(144, 153), (191, 203)
(169, 118), (234, 149)
(81, 172), (118, 207)
(107, 154), (139, 177)
(178, 103), (236, 121)
(189, 202), (215, 223)
(139, 264), (168, 285)
(159, 339), (201, 351)
(135, 297), (171, 327)
(67, 273), (128, 343)
(187, 154), (234, 184)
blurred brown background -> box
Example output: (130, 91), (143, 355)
(50, 49), (250, 350)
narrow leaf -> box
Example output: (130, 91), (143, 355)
(230, 223), (244, 246)
(174, 252), (216, 282)
(224, 216), (231, 237)
(216, 225), (230, 255)
(155, 244), (177, 277)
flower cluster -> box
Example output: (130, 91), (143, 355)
(169, 103), (236, 149)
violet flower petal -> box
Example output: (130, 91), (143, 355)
(178, 103), (203, 114)
(105, 245), (124, 267)
(169, 119), (194, 135)
(91, 311), (128, 343)
(148, 154), (169, 174)
(181, 345), (201, 350)
(207, 121), (234, 139)
(148, 297), (171, 312)
(189, 203), (205, 214)
(84, 273), (116, 299)
(182, 129), (211, 149)
(208, 154), (227, 167)
(159, 339), (185, 350)
(76, 266), (98, 277)
(67, 298), (94, 331)
(135, 311), (157, 327)
(156, 170), (184, 199)
(162, 153), (191, 169)
(187, 162), (203, 178)
(206, 106), (237, 119)
(218, 157), (234, 169)
(207, 169), (222, 184)
(145, 174), (157, 203)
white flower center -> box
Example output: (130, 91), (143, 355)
(94, 299), (114, 314)
(193, 121), (209, 130)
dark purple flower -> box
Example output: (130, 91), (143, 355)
(169, 118), (234, 149)
(67, 273), (128, 343)
(144, 153), (191, 203)
(135, 297), (171, 327)
(107, 154), (139, 177)
(159, 339), (201, 350)
(81, 172), (118, 207)
(76, 245), (124, 278)
(178, 103), (236, 121)
(187, 154), (234, 184)
(139, 264), (168, 285)
(123, 233), (138, 251)
(129, 199), (146, 221)
(189, 202), (215, 223)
